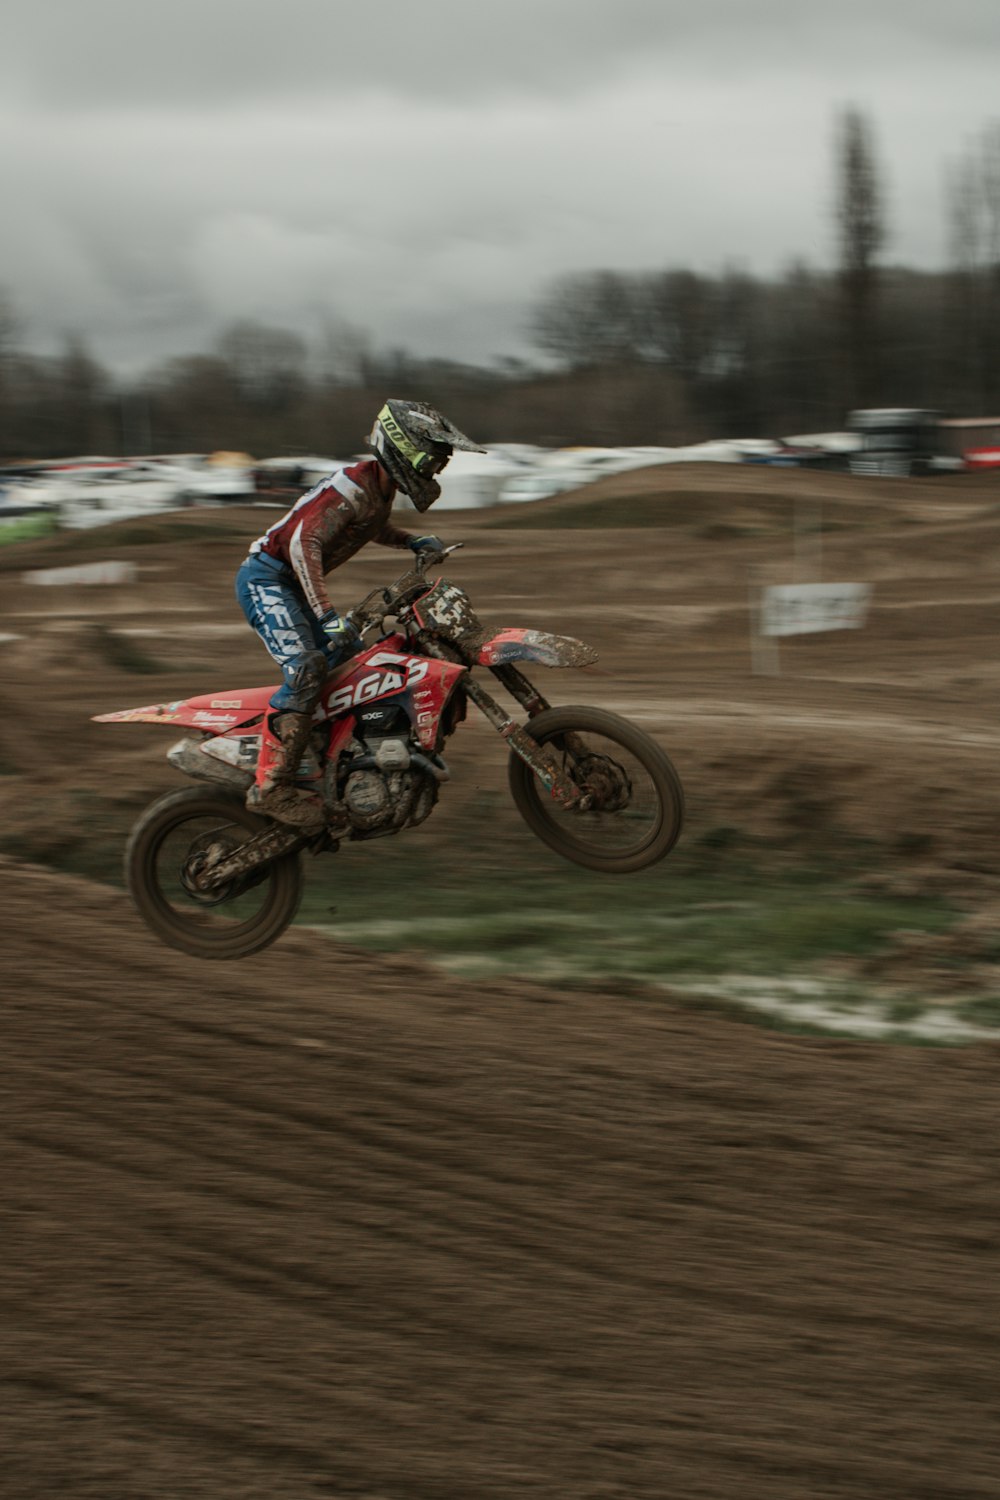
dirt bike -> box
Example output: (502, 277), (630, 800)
(95, 546), (684, 959)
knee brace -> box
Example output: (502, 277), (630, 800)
(282, 650), (327, 713)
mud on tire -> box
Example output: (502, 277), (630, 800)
(125, 786), (304, 960)
(508, 705), (684, 874)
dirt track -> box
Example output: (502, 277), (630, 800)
(2, 462), (999, 886)
(3, 856), (999, 1499)
(3, 463), (1000, 1495)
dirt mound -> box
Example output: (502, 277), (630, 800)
(3, 471), (997, 890)
(488, 459), (1000, 530)
(5, 471), (1000, 1495)
(4, 856), (1000, 1499)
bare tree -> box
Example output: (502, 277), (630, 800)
(947, 120), (1000, 411)
(835, 106), (886, 407)
(530, 271), (641, 368)
(640, 269), (717, 380)
(216, 320), (307, 411)
(312, 313), (372, 389)
(0, 289), (22, 458)
(56, 335), (111, 455)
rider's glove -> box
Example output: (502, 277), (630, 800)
(408, 534), (446, 561)
(319, 611), (360, 652)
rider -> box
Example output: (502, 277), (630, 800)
(235, 400), (485, 831)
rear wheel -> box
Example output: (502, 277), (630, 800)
(125, 786), (304, 959)
(508, 705), (684, 873)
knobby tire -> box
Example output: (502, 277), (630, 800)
(125, 785), (304, 960)
(508, 705), (684, 874)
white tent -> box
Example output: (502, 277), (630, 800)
(418, 448), (530, 511)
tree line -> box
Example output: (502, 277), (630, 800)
(1, 109), (998, 463)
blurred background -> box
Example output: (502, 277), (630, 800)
(1, 0), (998, 1015)
(5, 9), (1000, 1499)
(1, 0), (1000, 471)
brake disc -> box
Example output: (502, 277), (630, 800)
(574, 753), (632, 813)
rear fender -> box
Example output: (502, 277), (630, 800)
(477, 628), (598, 670)
(93, 686), (273, 731)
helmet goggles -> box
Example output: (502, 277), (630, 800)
(369, 399), (484, 509)
(377, 404), (449, 477)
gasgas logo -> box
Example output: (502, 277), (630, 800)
(325, 653), (430, 714)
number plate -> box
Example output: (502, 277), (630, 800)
(416, 579), (480, 636)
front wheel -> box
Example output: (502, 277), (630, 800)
(125, 786), (304, 959)
(508, 705), (684, 874)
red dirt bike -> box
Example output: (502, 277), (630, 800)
(96, 547), (684, 959)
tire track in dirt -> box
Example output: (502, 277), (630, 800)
(5, 859), (1000, 1499)
(8, 1052), (999, 1362)
(8, 931), (999, 1320)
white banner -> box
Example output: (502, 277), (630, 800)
(26, 561), (138, 587)
(760, 582), (872, 637)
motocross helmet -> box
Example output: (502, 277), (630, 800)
(368, 399), (486, 512)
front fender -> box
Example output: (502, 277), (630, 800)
(476, 627), (598, 669)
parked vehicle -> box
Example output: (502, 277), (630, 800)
(57, 463), (191, 529)
(497, 447), (660, 505)
(846, 409), (941, 476)
(96, 548), (684, 959)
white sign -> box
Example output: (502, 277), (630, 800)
(26, 561), (138, 587)
(760, 582), (872, 637)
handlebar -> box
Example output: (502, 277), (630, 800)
(417, 541), (464, 573)
(346, 542), (464, 634)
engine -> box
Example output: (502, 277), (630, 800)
(335, 701), (442, 836)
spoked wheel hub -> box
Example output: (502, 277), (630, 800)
(126, 787), (305, 959)
(572, 751), (632, 813)
(508, 705), (684, 874)
(180, 835), (251, 906)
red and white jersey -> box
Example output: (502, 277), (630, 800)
(249, 459), (414, 617)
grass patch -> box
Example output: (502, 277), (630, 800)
(6, 780), (986, 1041)
(956, 995), (1000, 1028)
(296, 834), (958, 993)
(69, 518), (245, 549)
(89, 623), (165, 674)
(0, 514), (58, 545)
(0, 513), (249, 572)
(0, 786), (139, 885)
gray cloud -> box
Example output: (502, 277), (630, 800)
(2, 1), (999, 372)
(6, 0), (1000, 109)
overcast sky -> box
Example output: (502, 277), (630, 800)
(3, 0), (999, 374)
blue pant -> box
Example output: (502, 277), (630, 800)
(236, 553), (343, 713)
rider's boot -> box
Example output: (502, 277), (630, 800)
(247, 711), (326, 832)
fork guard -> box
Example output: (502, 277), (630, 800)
(460, 676), (583, 807)
(476, 628), (598, 670)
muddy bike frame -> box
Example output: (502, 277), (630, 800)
(185, 547), (602, 891)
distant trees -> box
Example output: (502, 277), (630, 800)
(0, 290), (20, 451)
(57, 337), (110, 456)
(3, 107), (1000, 464)
(526, 264), (841, 440)
(0, 303), (115, 460)
(531, 271), (640, 369)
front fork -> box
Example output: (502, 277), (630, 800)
(489, 662), (592, 779)
(462, 676), (584, 809)
(490, 663), (549, 718)
(416, 637), (585, 808)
